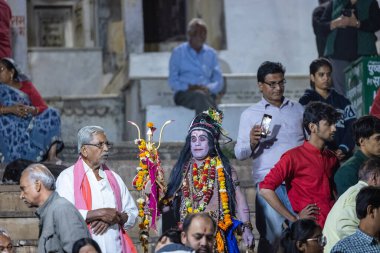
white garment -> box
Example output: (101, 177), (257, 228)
(56, 161), (138, 253)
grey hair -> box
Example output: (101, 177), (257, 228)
(22, 164), (56, 191)
(0, 228), (10, 238)
(77, 126), (105, 153)
(359, 158), (380, 181)
(187, 18), (207, 34)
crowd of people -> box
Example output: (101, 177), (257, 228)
(1, 1), (380, 252)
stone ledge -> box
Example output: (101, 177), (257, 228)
(0, 211), (36, 218)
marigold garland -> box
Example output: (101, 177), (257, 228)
(216, 157), (233, 231)
(182, 156), (233, 233)
(183, 157), (216, 214)
(131, 122), (167, 253)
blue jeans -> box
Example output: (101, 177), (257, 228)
(256, 184), (294, 253)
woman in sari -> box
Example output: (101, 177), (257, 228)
(0, 58), (63, 164)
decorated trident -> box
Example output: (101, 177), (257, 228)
(128, 120), (172, 252)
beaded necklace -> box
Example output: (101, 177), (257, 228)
(181, 156), (233, 230)
(182, 156), (216, 213)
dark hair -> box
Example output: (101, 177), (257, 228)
(281, 219), (320, 253)
(356, 186), (380, 219)
(352, 116), (380, 146)
(0, 58), (19, 80)
(309, 58), (332, 89)
(358, 158), (380, 181)
(72, 238), (102, 253)
(257, 61), (286, 83)
(319, 0), (330, 4)
(303, 101), (341, 135)
(157, 228), (182, 245)
(182, 213), (216, 234)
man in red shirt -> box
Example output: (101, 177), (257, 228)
(259, 101), (341, 228)
(0, 0), (12, 58)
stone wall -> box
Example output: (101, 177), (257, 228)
(45, 94), (125, 144)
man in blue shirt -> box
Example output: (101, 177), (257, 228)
(331, 186), (380, 253)
(168, 18), (223, 114)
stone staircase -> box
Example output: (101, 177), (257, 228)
(0, 142), (258, 253)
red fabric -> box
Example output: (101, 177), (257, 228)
(0, 0), (12, 58)
(370, 88), (380, 118)
(260, 141), (339, 228)
(81, 174), (92, 210)
(19, 80), (48, 113)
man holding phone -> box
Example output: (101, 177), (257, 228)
(235, 61), (307, 253)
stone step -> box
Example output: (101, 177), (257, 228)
(1, 142), (259, 252)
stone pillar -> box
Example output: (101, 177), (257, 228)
(8, 0), (28, 74)
(122, 0), (144, 54)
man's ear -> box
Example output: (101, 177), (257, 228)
(35, 180), (42, 192)
(358, 137), (366, 147)
(181, 231), (187, 245)
(369, 173), (378, 186)
(80, 146), (87, 158)
(296, 240), (306, 251)
(310, 74), (315, 83)
(258, 82), (264, 92)
(367, 204), (375, 218)
(308, 122), (317, 134)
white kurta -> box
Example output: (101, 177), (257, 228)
(56, 161), (138, 253)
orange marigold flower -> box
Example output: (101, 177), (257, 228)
(147, 122), (154, 128)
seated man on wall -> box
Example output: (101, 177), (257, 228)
(168, 18), (224, 114)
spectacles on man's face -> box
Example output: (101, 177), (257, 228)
(83, 142), (113, 149)
(262, 79), (286, 89)
(306, 235), (327, 247)
(0, 244), (13, 252)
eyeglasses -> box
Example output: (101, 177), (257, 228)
(83, 142), (113, 149)
(306, 235), (327, 247)
(262, 79), (286, 89)
(0, 244), (13, 252)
